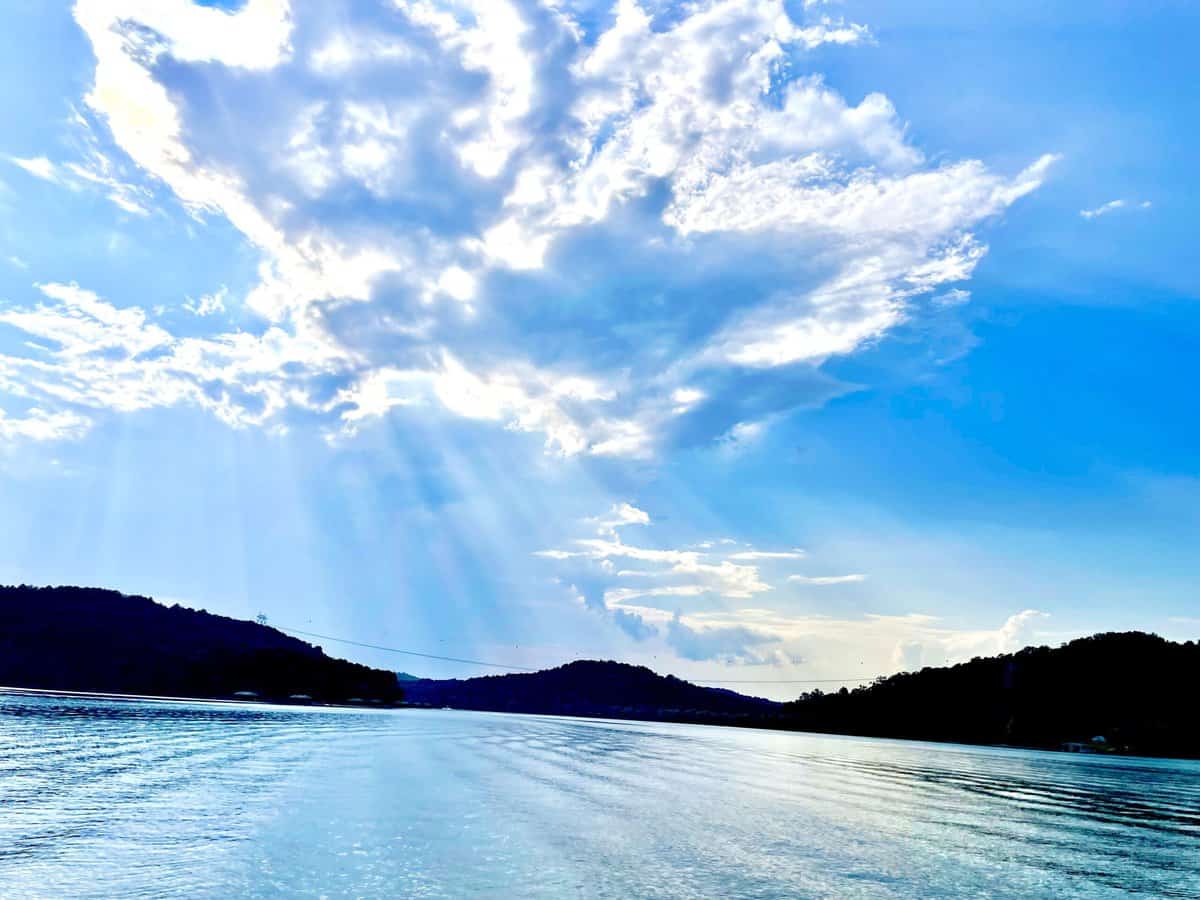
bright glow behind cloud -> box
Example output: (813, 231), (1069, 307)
(0, 0), (1055, 454)
(537, 502), (1050, 669)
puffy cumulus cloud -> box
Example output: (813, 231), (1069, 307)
(677, 607), (1054, 679)
(890, 609), (1050, 672)
(997, 608), (1050, 652)
(2, 0), (1053, 453)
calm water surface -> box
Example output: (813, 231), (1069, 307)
(0, 692), (1197, 898)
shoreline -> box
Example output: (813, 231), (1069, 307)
(4, 685), (1194, 762)
(0, 685), (400, 711)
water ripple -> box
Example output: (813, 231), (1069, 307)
(1, 695), (1197, 898)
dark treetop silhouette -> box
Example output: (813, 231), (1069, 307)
(1, 585), (1197, 757)
(402, 635), (1200, 757)
(403, 660), (781, 725)
(0, 585), (402, 704)
(778, 631), (1200, 758)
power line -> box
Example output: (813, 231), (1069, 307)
(276, 626), (538, 672)
(276, 624), (881, 685)
(693, 677), (874, 685)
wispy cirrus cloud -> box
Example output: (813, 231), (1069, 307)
(539, 502), (825, 662)
(10, 156), (58, 182)
(1080, 198), (1152, 220)
(0, 406), (91, 443)
(788, 573), (867, 585)
(537, 502), (1051, 672)
(8, 121), (153, 216)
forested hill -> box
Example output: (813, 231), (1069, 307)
(0, 585), (402, 704)
(406, 634), (1200, 757)
(781, 632), (1200, 758)
(402, 660), (782, 724)
(2, 584), (1197, 757)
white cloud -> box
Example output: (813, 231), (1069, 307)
(1080, 199), (1124, 219)
(535, 503), (1055, 673)
(435, 266), (477, 302)
(997, 608), (1049, 652)
(0, 0), (1053, 455)
(1080, 198), (1152, 220)
(184, 287), (228, 317)
(9, 114), (154, 215)
(890, 609), (1049, 671)
(398, 0), (536, 179)
(11, 157), (59, 182)
(0, 406), (91, 444)
(715, 420), (771, 458)
(61, 114), (155, 216)
(310, 29), (416, 74)
(0, 282), (346, 428)
(933, 288), (971, 307)
(333, 354), (631, 456)
(540, 507), (781, 608)
(689, 156), (1056, 370)
(78, 0), (293, 71)
(729, 549), (807, 560)
(592, 502), (651, 536)
(536, 500), (845, 660)
(788, 573), (866, 585)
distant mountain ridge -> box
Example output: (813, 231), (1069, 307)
(403, 660), (781, 725)
(0, 585), (402, 704)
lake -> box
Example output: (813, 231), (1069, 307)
(0, 692), (1197, 898)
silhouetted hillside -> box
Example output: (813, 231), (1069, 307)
(3, 585), (1196, 757)
(0, 585), (402, 704)
(406, 634), (1200, 757)
(403, 660), (782, 725)
(781, 632), (1200, 758)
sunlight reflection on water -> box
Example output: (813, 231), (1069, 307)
(1, 693), (1197, 898)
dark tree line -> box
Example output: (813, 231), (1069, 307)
(403, 659), (781, 724)
(3, 584), (1197, 757)
(0, 585), (402, 704)
(409, 633), (1200, 757)
(780, 632), (1200, 757)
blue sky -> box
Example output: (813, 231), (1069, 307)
(0, 0), (1196, 697)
